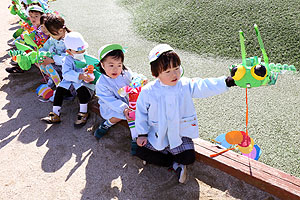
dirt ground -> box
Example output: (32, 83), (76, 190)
(0, 0), (278, 199)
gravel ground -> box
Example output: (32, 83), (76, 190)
(0, 0), (293, 199)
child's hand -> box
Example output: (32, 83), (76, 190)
(41, 57), (54, 66)
(137, 136), (148, 147)
(225, 76), (236, 87)
(143, 79), (148, 85)
(79, 72), (94, 83)
(123, 108), (133, 121)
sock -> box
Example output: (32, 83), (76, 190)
(173, 162), (179, 170)
(103, 119), (114, 128)
(53, 106), (61, 116)
(178, 164), (185, 169)
(79, 104), (88, 113)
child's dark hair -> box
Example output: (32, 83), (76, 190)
(44, 14), (71, 35)
(97, 50), (127, 75)
(150, 51), (181, 77)
(40, 13), (50, 25)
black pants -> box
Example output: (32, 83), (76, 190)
(136, 146), (195, 167)
(54, 86), (91, 106)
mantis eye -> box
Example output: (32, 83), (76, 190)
(251, 64), (267, 80)
(231, 65), (246, 81)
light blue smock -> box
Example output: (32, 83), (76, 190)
(95, 69), (133, 120)
(58, 55), (95, 91)
(39, 37), (67, 66)
(135, 76), (229, 150)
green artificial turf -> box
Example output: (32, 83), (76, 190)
(118, 0), (300, 178)
(120, 0), (300, 70)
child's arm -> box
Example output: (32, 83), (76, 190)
(52, 53), (68, 66)
(96, 80), (129, 114)
(189, 76), (230, 98)
(62, 56), (83, 83)
(39, 39), (55, 65)
(135, 89), (150, 145)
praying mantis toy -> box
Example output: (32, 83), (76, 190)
(8, 34), (54, 70)
(230, 24), (296, 88)
(211, 24), (296, 160)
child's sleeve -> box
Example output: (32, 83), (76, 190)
(190, 76), (229, 98)
(96, 80), (129, 114)
(62, 57), (81, 83)
(52, 53), (68, 66)
(39, 39), (51, 52)
(135, 89), (150, 136)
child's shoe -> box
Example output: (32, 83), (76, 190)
(74, 112), (89, 128)
(94, 121), (110, 140)
(41, 112), (61, 124)
(175, 164), (187, 184)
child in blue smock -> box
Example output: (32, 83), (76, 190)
(39, 13), (71, 86)
(41, 32), (94, 127)
(135, 44), (236, 183)
(94, 44), (134, 139)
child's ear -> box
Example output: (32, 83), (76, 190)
(100, 62), (104, 68)
(58, 28), (64, 35)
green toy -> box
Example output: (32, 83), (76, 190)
(74, 55), (101, 84)
(9, 0), (31, 24)
(230, 24), (296, 88)
(8, 34), (53, 70)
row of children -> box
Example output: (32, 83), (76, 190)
(7, 0), (237, 183)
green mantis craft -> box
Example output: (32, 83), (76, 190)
(8, 34), (54, 70)
(230, 24), (296, 88)
(9, 0), (31, 25)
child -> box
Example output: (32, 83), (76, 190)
(39, 13), (71, 86)
(135, 44), (236, 183)
(6, 5), (49, 73)
(94, 44), (134, 139)
(41, 32), (94, 127)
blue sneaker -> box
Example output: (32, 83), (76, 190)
(94, 121), (110, 140)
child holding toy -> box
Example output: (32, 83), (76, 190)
(41, 32), (94, 127)
(135, 44), (236, 183)
(94, 44), (136, 139)
(6, 5), (49, 73)
(38, 13), (70, 87)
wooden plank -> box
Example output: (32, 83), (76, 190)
(89, 100), (300, 199)
(193, 138), (300, 200)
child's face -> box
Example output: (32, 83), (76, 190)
(29, 11), (42, 26)
(157, 64), (181, 86)
(101, 56), (123, 79)
(67, 49), (86, 60)
(49, 28), (65, 40)
(40, 24), (50, 36)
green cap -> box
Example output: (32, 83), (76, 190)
(98, 44), (124, 61)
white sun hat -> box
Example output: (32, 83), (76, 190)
(26, 5), (44, 15)
(148, 44), (174, 63)
(98, 44), (124, 61)
(64, 32), (88, 51)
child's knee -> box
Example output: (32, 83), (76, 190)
(175, 150), (195, 165)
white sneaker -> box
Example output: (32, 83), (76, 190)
(176, 164), (187, 184)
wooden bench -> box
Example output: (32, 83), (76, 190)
(193, 138), (300, 200)
(89, 99), (300, 199)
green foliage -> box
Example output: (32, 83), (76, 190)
(120, 0), (300, 70)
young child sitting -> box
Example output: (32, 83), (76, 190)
(135, 44), (236, 183)
(94, 44), (135, 139)
(6, 5), (49, 73)
(38, 13), (71, 87)
(41, 32), (94, 127)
